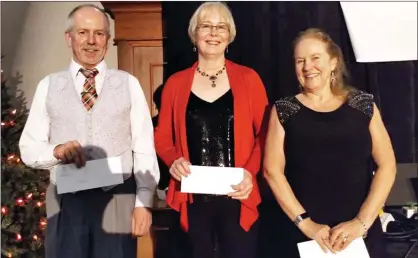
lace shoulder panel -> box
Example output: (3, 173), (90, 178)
(274, 96), (301, 124)
(347, 90), (374, 118)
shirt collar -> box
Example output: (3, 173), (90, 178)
(70, 59), (107, 79)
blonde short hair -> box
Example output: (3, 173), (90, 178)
(188, 2), (237, 44)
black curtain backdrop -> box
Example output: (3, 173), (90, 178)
(162, 1), (418, 164)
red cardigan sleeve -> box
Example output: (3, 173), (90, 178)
(243, 69), (269, 176)
(154, 75), (182, 167)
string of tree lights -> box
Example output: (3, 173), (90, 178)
(1, 62), (49, 258)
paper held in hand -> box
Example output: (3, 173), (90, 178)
(180, 165), (244, 195)
(297, 238), (370, 258)
(55, 156), (124, 194)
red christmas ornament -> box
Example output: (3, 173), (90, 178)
(40, 218), (47, 227)
(26, 193), (33, 200)
(33, 235), (39, 241)
(36, 201), (43, 207)
(9, 121), (15, 127)
(11, 109), (17, 115)
(16, 198), (24, 206)
(1, 122), (5, 126)
(6, 154), (20, 164)
(16, 233), (22, 241)
(1, 206), (7, 214)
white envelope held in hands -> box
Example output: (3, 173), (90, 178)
(297, 238), (370, 258)
(180, 165), (244, 195)
(55, 156), (124, 194)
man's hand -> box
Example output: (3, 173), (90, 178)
(53, 140), (86, 168)
(132, 207), (152, 236)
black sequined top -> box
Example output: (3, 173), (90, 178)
(186, 89), (235, 167)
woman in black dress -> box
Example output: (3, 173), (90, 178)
(263, 28), (396, 257)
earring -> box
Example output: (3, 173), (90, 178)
(193, 46), (196, 52)
(330, 71), (336, 86)
(226, 47), (228, 54)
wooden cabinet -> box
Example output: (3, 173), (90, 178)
(103, 2), (164, 117)
(117, 40), (163, 117)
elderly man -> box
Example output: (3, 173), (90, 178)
(19, 4), (160, 258)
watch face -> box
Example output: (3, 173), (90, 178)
(294, 215), (302, 225)
(294, 213), (309, 226)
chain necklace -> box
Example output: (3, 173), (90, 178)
(196, 65), (226, 88)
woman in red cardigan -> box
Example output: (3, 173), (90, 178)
(154, 2), (268, 258)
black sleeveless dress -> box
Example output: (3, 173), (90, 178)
(274, 90), (386, 258)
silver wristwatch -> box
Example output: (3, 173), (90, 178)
(293, 212), (310, 226)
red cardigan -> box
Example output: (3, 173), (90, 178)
(154, 59), (269, 232)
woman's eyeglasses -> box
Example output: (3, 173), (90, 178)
(197, 23), (230, 34)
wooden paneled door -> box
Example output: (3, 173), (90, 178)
(103, 2), (164, 117)
(101, 2), (164, 258)
(118, 40), (163, 116)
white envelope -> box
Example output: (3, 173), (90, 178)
(298, 238), (370, 258)
(55, 156), (124, 194)
(181, 165), (244, 195)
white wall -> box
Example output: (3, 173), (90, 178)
(8, 2), (118, 107)
(1, 2), (30, 77)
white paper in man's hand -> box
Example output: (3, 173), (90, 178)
(55, 156), (124, 194)
(181, 165), (244, 195)
(297, 238), (370, 258)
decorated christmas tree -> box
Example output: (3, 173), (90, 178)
(1, 64), (49, 257)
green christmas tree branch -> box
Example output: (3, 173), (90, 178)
(1, 64), (48, 258)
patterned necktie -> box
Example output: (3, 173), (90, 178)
(80, 68), (99, 111)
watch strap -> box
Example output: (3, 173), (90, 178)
(293, 212), (310, 226)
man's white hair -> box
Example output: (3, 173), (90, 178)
(66, 4), (110, 35)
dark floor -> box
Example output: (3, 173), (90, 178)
(387, 242), (417, 258)
(384, 207), (418, 258)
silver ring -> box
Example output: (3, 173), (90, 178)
(340, 232), (348, 243)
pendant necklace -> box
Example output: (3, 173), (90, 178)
(196, 65), (226, 88)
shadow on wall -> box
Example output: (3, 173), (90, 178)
(0, 2), (30, 77)
(385, 163), (418, 206)
(412, 177), (418, 201)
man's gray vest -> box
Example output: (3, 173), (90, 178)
(47, 69), (133, 183)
